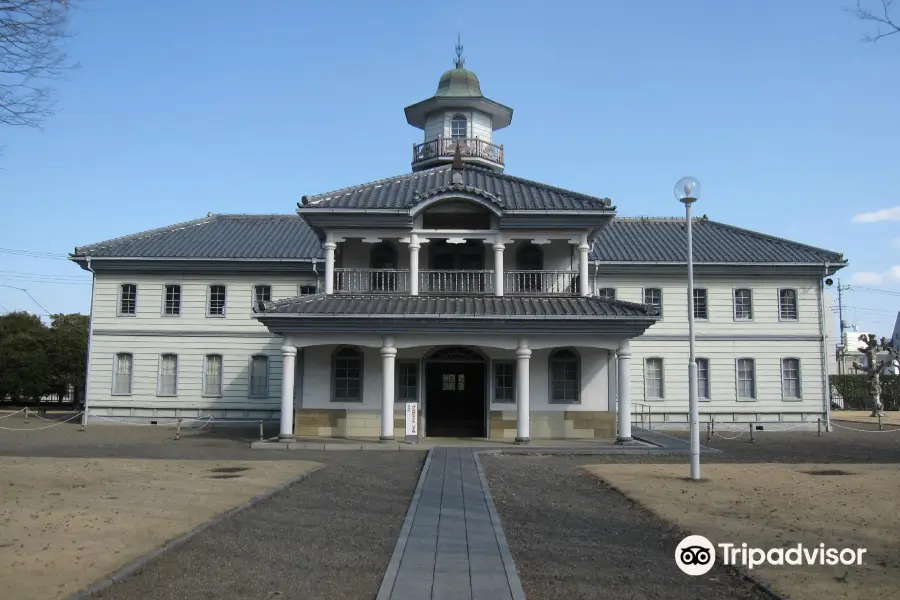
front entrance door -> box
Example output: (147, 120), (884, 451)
(425, 362), (486, 437)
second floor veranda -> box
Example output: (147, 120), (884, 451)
(323, 232), (593, 297)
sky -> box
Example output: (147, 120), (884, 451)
(1, 0), (899, 337)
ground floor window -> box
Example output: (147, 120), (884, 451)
(249, 355), (269, 397)
(397, 361), (417, 402)
(333, 346), (363, 402)
(736, 358), (756, 400)
(493, 361), (515, 403)
(644, 357), (664, 399)
(549, 348), (579, 403)
(696, 357), (710, 400)
(781, 358), (801, 399)
(113, 353), (133, 395)
(158, 354), (178, 396)
(203, 354), (223, 397)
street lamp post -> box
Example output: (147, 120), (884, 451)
(675, 176), (701, 481)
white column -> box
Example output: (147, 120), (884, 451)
(380, 337), (397, 440)
(493, 242), (505, 296)
(324, 241), (337, 294)
(616, 340), (633, 443)
(409, 235), (420, 296)
(280, 345), (297, 441)
(516, 339), (531, 443)
(578, 240), (590, 297)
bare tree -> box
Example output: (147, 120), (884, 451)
(1, 0), (76, 130)
(852, 334), (900, 416)
(851, 0), (900, 43)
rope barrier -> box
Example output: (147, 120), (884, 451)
(0, 408), (27, 419)
(713, 430), (748, 441)
(830, 421), (900, 434)
(0, 412), (84, 431)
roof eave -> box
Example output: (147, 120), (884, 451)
(404, 96), (514, 129)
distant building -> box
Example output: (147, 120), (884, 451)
(838, 318), (900, 375)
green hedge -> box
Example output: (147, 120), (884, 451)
(830, 374), (900, 411)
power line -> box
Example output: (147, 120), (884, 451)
(847, 285), (900, 297)
(0, 247), (70, 260)
(0, 284), (51, 315)
(0, 269), (87, 279)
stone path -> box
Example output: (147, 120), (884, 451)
(377, 448), (526, 600)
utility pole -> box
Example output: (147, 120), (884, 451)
(836, 280), (848, 374)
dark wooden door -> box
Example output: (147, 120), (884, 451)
(425, 362), (486, 437)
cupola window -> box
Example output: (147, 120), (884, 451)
(451, 114), (467, 139)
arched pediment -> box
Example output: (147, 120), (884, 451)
(407, 186), (505, 217)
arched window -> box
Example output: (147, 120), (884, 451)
(332, 346), (363, 402)
(549, 348), (580, 403)
(369, 242), (398, 292)
(516, 243), (544, 292)
(451, 114), (467, 139)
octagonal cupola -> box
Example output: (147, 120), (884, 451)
(405, 40), (513, 173)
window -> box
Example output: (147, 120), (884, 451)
(203, 354), (223, 397)
(493, 361), (515, 403)
(694, 288), (708, 319)
(696, 358), (710, 400)
(549, 349), (579, 403)
(450, 114), (467, 139)
(249, 355), (269, 397)
(332, 346), (363, 402)
(643, 288), (662, 316)
(397, 361), (418, 402)
(734, 288), (753, 320)
(119, 284), (137, 316)
(779, 289), (798, 320)
(158, 354), (178, 396)
(597, 288), (616, 301)
(736, 358), (756, 400)
(369, 242), (398, 292)
(515, 244), (543, 292)
(112, 353), (133, 395)
(299, 285), (318, 295)
(253, 285), (271, 306)
(163, 284), (181, 316)
(782, 358), (801, 399)
(208, 284), (226, 317)
(644, 358), (664, 399)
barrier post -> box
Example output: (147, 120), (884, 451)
(878, 412), (883, 431)
(706, 422), (711, 442)
(23, 407), (28, 424)
(749, 422), (755, 443)
(817, 417), (822, 437)
(259, 420), (264, 441)
(175, 418), (182, 441)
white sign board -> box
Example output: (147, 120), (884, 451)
(405, 402), (418, 443)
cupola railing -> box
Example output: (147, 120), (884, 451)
(412, 137), (504, 167)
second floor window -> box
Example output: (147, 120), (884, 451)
(119, 284), (137, 316)
(779, 289), (798, 320)
(643, 288), (662, 316)
(208, 285), (226, 316)
(299, 285), (318, 295)
(597, 288), (616, 301)
(734, 288), (753, 320)
(451, 114), (467, 138)
(164, 284), (181, 315)
(694, 288), (708, 319)
(254, 285), (271, 305)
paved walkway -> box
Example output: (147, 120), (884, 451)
(377, 448), (526, 600)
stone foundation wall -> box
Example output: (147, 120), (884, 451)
(294, 409), (404, 438)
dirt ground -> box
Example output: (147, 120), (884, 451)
(586, 463), (900, 600)
(0, 457), (321, 600)
(831, 410), (900, 425)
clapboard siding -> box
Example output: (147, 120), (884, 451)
(472, 110), (493, 142)
(93, 273), (318, 332)
(424, 112), (446, 140)
(89, 335), (284, 408)
(627, 339), (824, 413)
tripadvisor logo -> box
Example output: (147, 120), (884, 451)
(675, 535), (868, 575)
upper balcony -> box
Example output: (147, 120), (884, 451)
(333, 269), (579, 296)
(412, 137), (504, 172)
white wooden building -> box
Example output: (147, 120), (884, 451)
(71, 59), (847, 440)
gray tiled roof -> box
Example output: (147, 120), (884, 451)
(71, 214), (845, 266)
(299, 165), (613, 211)
(256, 294), (655, 319)
(72, 214), (321, 259)
(592, 218), (845, 264)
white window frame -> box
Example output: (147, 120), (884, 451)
(207, 284), (227, 317)
(735, 358), (756, 401)
(252, 284), (272, 307)
(298, 284), (318, 296)
(781, 357), (802, 401)
(693, 288), (708, 320)
(643, 287), (662, 317)
(248, 354), (269, 398)
(597, 287), (616, 302)
(778, 288), (798, 321)
(644, 357), (665, 400)
(118, 283), (137, 317)
(157, 354), (178, 397)
(332, 346), (364, 403)
(450, 113), (468, 139)
(696, 357), (710, 401)
(396, 360), (418, 403)
(202, 354), (224, 397)
(162, 284), (182, 317)
(112, 352), (133, 396)
(492, 360), (516, 404)
(733, 288), (753, 321)
(548, 348), (580, 404)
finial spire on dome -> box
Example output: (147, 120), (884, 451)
(454, 33), (465, 69)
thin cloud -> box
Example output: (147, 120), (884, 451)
(851, 267), (900, 286)
(852, 206), (900, 223)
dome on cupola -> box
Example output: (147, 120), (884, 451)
(435, 67), (482, 98)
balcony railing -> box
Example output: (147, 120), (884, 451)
(333, 269), (580, 296)
(412, 137), (504, 166)
(504, 271), (580, 295)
